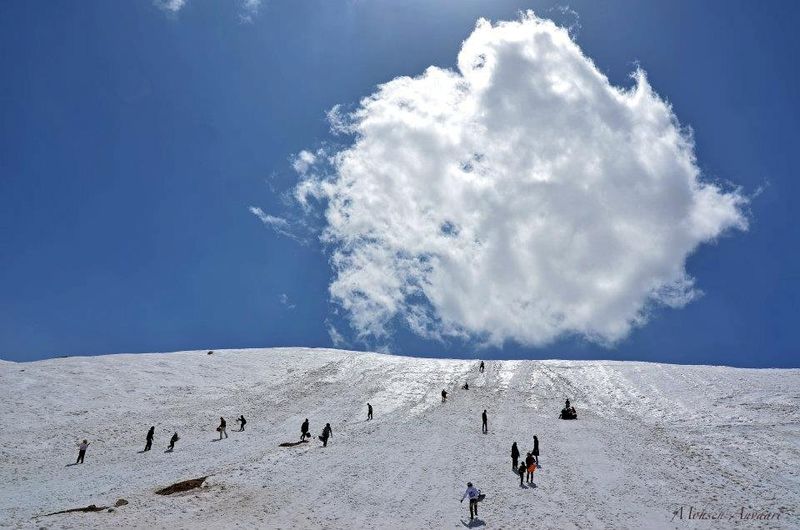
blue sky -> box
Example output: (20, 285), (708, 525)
(1, 1), (798, 367)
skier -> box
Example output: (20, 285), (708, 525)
(301, 418), (310, 441)
(511, 442), (520, 471)
(518, 461), (527, 486)
(168, 432), (179, 451)
(367, 403), (373, 421)
(218, 417), (228, 439)
(319, 423), (333, 447)
(460, 482), (481, 521)
(532, 435), (540, 465)
(238, 415), (247, 431)
(479, 361), (485, 373)
(481, 409), (488, 434)
(75, 440), (89, 464)
(441, 389), (448, 403)
(526, 452), (536, 482)
(144, 426), (154, 452)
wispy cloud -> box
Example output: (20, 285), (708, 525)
(326, 321), (347, 348)
(239, 0), (262, 23)
(154, 0), (186, 13)
(154, 0), (263, 21)
(248, 206), (308, 245)
(279, 293), (296, 310)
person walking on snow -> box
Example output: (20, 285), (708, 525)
(75, 440), (89, 464)
(441, 389), (448, 402)
(301, 418), (310, 441)
(518, 461), (527, 486)
(218, 417), (228, 439)
(367, 403), (373, 420)
(526, 452), (535, 482)
(168, 432), (179, 451)
(482, 410), (488, 434)
(479, 361), (485, 373)
(532, 435), (540, 465)
(460, 482), (481, 520)
(144, 426), (154, 452)
(238, 415), (247, 431)
(319, 423), (333, 447)
(511, 442), (520, 470)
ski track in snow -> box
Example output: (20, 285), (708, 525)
(0, 348), (798, 529)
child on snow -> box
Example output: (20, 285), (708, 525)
(460, 482), (481, 520)
(75, 440), (89, 464)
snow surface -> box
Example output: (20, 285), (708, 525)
(1, 348), (798, 529)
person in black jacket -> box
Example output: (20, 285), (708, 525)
(511, 441), (520, 470)
(167, 432), (179, 451)
(532, 435), (540, 464)
(481, 410), (488, 434)
(367, 403), (373, 420)
(301, 418), (310, 440)
(441, 389), (448, 402)
(319, 423), (333, 447)
(218, 417), (228, 439)
(238, 415), (247, 431)
(518, 461), (527, 486)
(479, 361), (485, 373)
(144, 426), (154, 452)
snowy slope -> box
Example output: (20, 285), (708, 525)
(1, 348), (798, 529)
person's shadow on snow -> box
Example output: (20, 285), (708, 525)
(461, 519), (486, 527)
(64, 463), (78, 467)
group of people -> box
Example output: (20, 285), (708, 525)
(559, 399), (578, 420)
(300, 418), (334, 447)
(70, 359), (572, 525)
(511, 436), (540, 486)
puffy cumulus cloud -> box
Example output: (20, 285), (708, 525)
(296, 12), (748, 347)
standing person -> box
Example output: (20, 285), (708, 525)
(511, 442), (520, 471)
(565, 398), (571, 409)
(525, 452), (535, 482)
(479, 361), (485, 373)
(75, 440), (89, 464)
(319, 423), (333, 447)
(144, 426), (154, 452)
(367, 403), (373, 420)
(218, 417), (228, 439)
(168, 432), (179, 451)
(481, 410), (488, 434)
(532, 435), (540, 465)
(518, 461), (527, 486)
(301, 418), (310, 441)
(441, 389), (448, 403)
(460, 482), (481, 521)
(238, 415), (247, 431)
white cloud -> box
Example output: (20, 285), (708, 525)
(326, 322), (347, 348)
(154, 0), (186, 13)
(279, 293), (296, 310)
(239, 0), (262, 23)
(154, 0), (262, 21)
(292, 150), (317, 175)
(295, 12), (748, 348)
(249, 206), (288, 228)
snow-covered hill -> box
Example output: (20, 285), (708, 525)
(1, 348), (798, 529)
